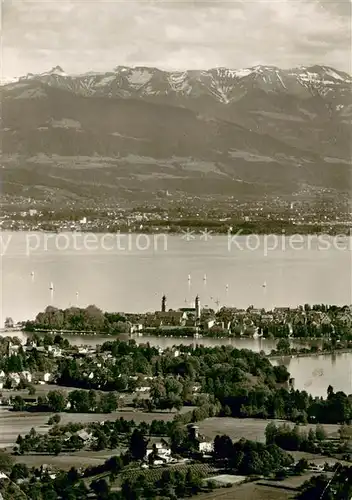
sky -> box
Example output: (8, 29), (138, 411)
(2, 0), (351, 78)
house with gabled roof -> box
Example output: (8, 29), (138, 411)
(146, 437), (172, 464)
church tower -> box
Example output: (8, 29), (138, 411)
(161, 295), (167, 312)
(195, 295), (200, 319)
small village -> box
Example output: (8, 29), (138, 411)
(14, 298), (352, 342)
(136, 297), (352, 338)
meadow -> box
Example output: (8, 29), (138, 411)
(198, 417), (341, 442)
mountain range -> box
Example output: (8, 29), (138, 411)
(1, 64), (351, 203)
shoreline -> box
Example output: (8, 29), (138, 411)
(268, 348), (352, 359)
(1, 228), (351, 236)
(3, 328), (351, 359)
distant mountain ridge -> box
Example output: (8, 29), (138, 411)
(11, 64), (350, 112)
(1, 64), (351, 203)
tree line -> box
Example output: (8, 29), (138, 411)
(24, 305), (130, 334)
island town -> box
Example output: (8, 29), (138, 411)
(9, 296), (352, 345)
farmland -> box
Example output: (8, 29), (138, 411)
(198, 417), (341, 442)
(196, 481), (295, 500)
(0, 406), (188, 448)
(258, 471), (333, 490)
(121, 463), (218, 484)
(1, 384), (82, 399)
(14, 452), (111, 470)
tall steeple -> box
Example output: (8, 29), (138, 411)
(195, 295), (200, 319)
(161, 295), (167, 312)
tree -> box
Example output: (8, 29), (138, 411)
(91, 478), (110, 498)
(339, 424), (352, 441)
(129, 429), (148, 461)
(298, 474), (331, 500)
(67, 466), (80, 484)
(265, 422), (277, 445)
(223, 405), (232, 417)
(276, 338), (290, 354)
(47, 440), (62, 456)
(48, 414), (61, 425)
(0, 450), (14, 472)
(7, 353), (24, 372)
(88, 389), (97, 411)
(185, 468), (202, 491)
(170, 424), (187, 453)
(326, 391), (351, 423)
(106, 455), (123, 476)
(315, 424), (327, 442)
(273, 365), (290, 383)
(121, 479), (137, 500)
(99, 392), (118, 413)
(213, 434), (233, 460)
(69, 390), (91, 413)
(150, 378), (166, 404)
(94, 430), (109, 451)
(10, 463), (29, 481)
(28, 385), (36, 396)
(16, 434), (24, 447)
(308, 428), (316, 443)
(47, 390), (67, 412)
(68, 434), (84, 451)
(12, 395), (26, 411)
(295, 458), (309, 473)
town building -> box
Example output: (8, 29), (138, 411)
(187, 424), (214, 454)
(146, 438), (172, 465)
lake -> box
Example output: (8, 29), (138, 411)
(1, 231), (351, 324)
(1, 231), (351, 398)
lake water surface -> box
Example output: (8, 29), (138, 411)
(1, 232), (351, 323)
(1, 231), (351, 398)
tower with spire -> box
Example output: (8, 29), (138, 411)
(195, 295), (200, 319)
(161, 295), (167, 312)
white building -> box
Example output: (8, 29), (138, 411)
(199, 441), (214, 453)
(21, 371), (32, 382)
(136, 386), (151, 392)
(48, 345), (62, 357)
(146, 439), (172, 464)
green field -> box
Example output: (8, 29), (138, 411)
(198, 418), (341, 443)
(258, 471), (333, 491)
(0, 406), (188, 448)
(196, 481), (295, 500)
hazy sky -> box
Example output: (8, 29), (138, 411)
(2, 0), (351, 77)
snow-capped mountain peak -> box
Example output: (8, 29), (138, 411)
(46, 66), (67, 76)
(7, 64), (351, 105)
(21, 66), (67, 80)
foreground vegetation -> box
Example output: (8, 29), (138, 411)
(1, 427), (351, 499)
(1, 335), (351, 425)
(1, 331), (351, 499)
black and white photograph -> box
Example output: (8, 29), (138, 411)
(0, 0), (351, 498)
